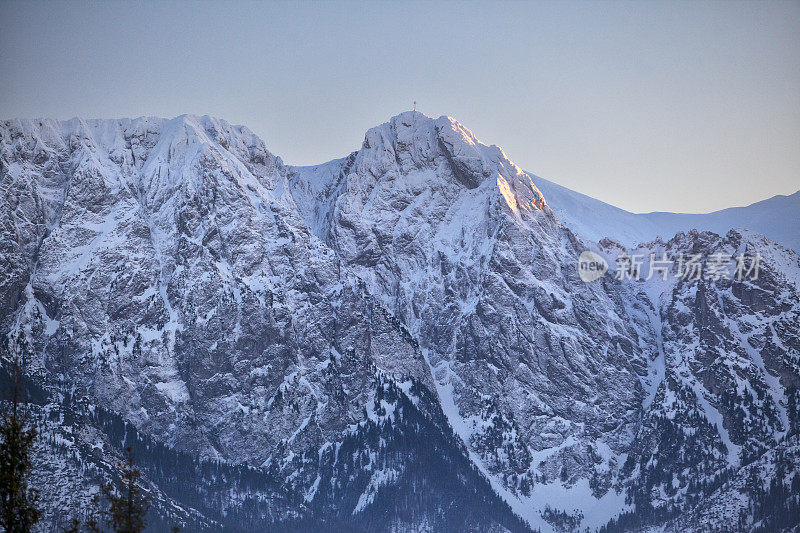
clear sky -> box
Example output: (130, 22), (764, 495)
(1, 0), (798, 213)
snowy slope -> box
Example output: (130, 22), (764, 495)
(530, 173), (800, 252)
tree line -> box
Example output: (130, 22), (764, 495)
(0, 335), (156, 533)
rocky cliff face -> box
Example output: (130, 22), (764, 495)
(1, 112), (797, 532)
(288, 113), (663, 529)
(600, 229), (800, 530)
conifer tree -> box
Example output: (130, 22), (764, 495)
(0, 334), (40, 532)
(85, 493), (104, 533)
(63, 517), (81, 533)
(102, 447), (150, 533)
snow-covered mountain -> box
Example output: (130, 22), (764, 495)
(1, 112), (797, 532)
(530, 174), (800, 253)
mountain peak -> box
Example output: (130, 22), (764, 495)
(356, 111), (526, 193)
(375, 110), (482, 149)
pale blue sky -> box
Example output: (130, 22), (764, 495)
(1, 0), (798, 213)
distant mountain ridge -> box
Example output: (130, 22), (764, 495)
(530, 173), (800, 252)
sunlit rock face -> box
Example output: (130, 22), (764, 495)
(289, 112), (658, 513)
(0, 115), (524, 532)
(2, 112), (798, 532)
